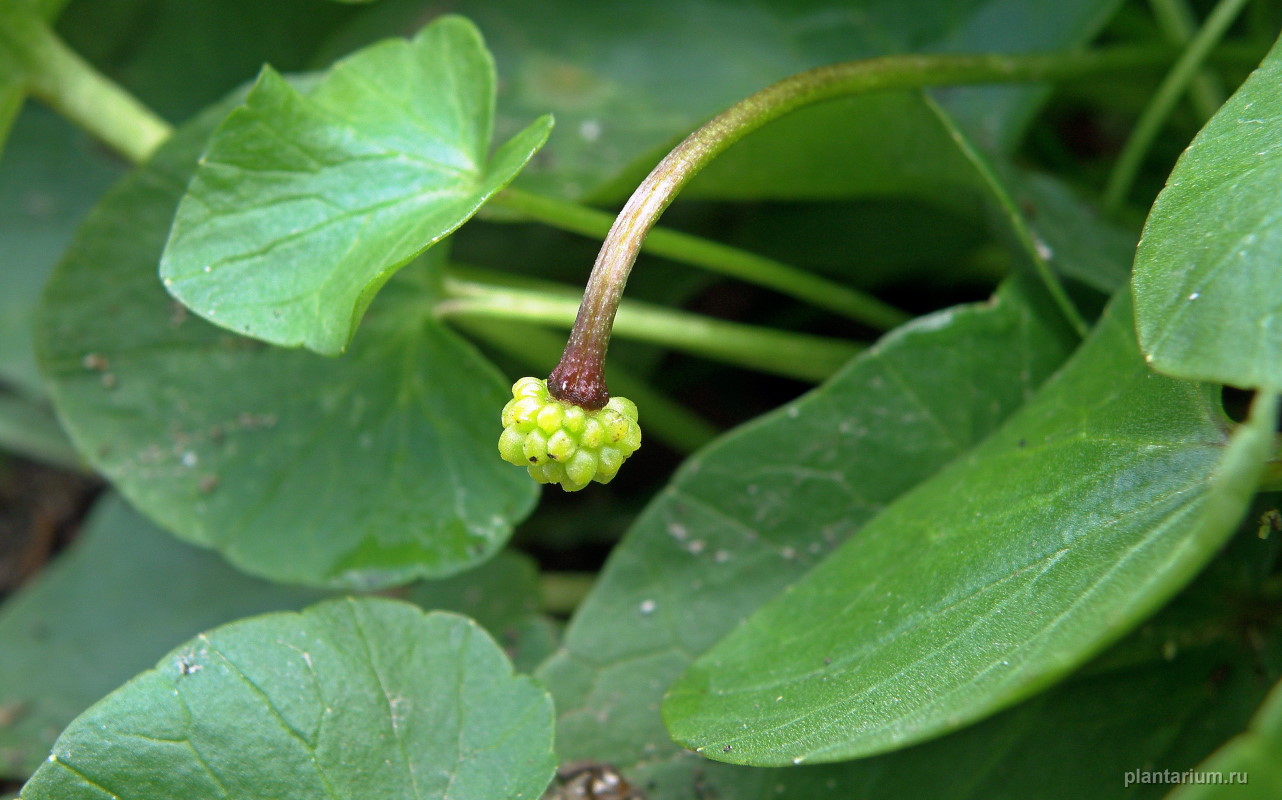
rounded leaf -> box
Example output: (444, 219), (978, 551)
(19, 598), (556, 800)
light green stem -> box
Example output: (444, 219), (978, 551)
(549, 45), (1180, 406)
(437, 273), (861, 383)
(941, 118), (1088, 337)
(1149, 0), (1228, 120)
(493, 187), (911, 331)
(1103, 0), (1251, 212)
(451, 317), (719, 452)
(3, 14), (171, 163)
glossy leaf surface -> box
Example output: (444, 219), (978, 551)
(159, 16), (551, 354)
(36, 95), (537, 589)
(0, 496), (325, 778)
(0, 106), (123, 397)
(0, 496), (551, 779)
(323, 0), (1120, 204)
(1134, 34), (1282, 390)
(19, 598), (556, 800)
(663, 297), (1276, 764)
(538, 277), (1075, 766)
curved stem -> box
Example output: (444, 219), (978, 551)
(436, 272), (862, 383)
(1103, 0), (1251, 213)
(1149, 0), (1227, 120)
(3, 14), (171, 163)
(450, 317), (719, 453)
(492, 187), (911, 331)
(547, 45), (1179, 407)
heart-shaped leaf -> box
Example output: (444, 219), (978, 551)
(18, 598), (556, 800)
(1133, 33), (1282, 391)
(159, 15), (552, 355)
(36, 90), (537, 588)
(662, 295), (1277, 765)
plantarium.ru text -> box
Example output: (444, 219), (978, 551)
(1, 2), (1281, 799)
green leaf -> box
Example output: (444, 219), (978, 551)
(998, 166), (1136, 294)
(0, 494), (553, 780)
(1167, 677), (1282, 800)
(0, 84), (21, 160)
(663, 297), (1277, 765)
(0, 495), (327, 779)
(0, 1), (71, 146)
(682, 0), (1124, 203)
(0, 106), (124, 398)
(159, 15), (552, 355)
(681, 92), (998, 210)
(0, 5), (32, 165)
(324, 0), (1119, 203)
(537, 276), (1075, 766)
(532, 281), (1278, 797)
(0, 392), (79, 469)
(404, 550), (559, 676)
(935, 102), (1098, 335)
(55, 0), (357, 122)
(923, 0), (1127, 150)
(610, 633), (1274, 800)
(18, 598), (556, 800)
(35, 91), (538, 588)
(1133, 33), (1282, 391)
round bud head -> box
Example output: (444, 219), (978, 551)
(581, 418), (606, 449)
(513, 376), (545, 399)
(536, 404), (564, 434)
(497, 378), (642, 491)
(546, 429), (577, 461)
(605, 396), (639, 421)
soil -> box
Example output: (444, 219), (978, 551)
(0, 457), (100, 603)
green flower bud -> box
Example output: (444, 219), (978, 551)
(498, 377), (642, 491)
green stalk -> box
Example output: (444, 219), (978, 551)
(1103, 0), (1251, 212)
(1149, 0), (1228, 120)
(451, 317), (720, 453)
(3, 14), (171, 163)
(493, 187), (911, 331)
(436, 274), (861, 383)
(545, 45), (1176, 407)
(941, 114), (1089, 337)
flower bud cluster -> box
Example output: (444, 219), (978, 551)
(498, 377), (642, 491)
